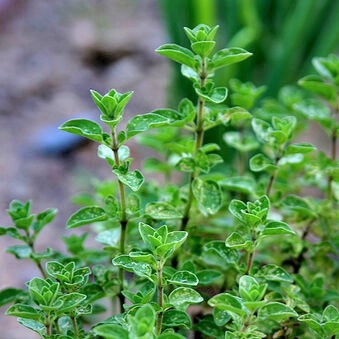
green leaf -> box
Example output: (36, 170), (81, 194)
(169, 287), (203, 311)
(168, 271), (199, 286)
(249, 154), (277, 172)
(220, 177), (256, 194)
(17, 318), (46, 336)
(195, 315), (224, 338)
(222, 107), (252, 124)
(255, 264), (293, 283)
(178, 98), (196, 124)
(66, 206), (107, 229)
(298, 75), (336, 102)
(203, 241), (240, 266)
(223, 132), (259, 152)
(280, 195), (316, 219)
(127, 109), (189, 139)
(196, 270), (223, 286)
(176, 156), (195, 172)
(298, 314), (323, 335)
(156, 43), (196, 68)
(261, 221), (296, 237)
(0, 288), (27, 307)
(213, 308), (231, 326)
(59, 119), (104, 143)
(145, 202), (183, 220)
(6, 304), (41, 320)
(192, 178), (222, 216)
(6, 245), (32, 259)
(251, 118), (272, 143)
(239, 275), (267, 302)
(130, 304), (156, 338)
(112, 255), (152, 279)
(285, 143), (316, 154)
(211, 48), (252, 70)
(93, 324), (129, 339)
(225, 232), (252, 250)
(191, 41), (215, 57)
(32, 208), (58, 235)
(208, 293), (247, 316)
(258, 302), (298, 321)
(126, 113), (168, 138)
(162, 309), (192, 328)
(138, 222), (156, 248)
(322, 305), (339, 323)
(95, 229), (120, 248)
(196, 87), (228, 104)
(0, 227), (25, 241)
(58, 293), (87, 313)
(97, 144), (115, 166)
(113, 169), (144, 192)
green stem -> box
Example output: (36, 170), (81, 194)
(111, 130), (128, 313)
(266, 153), (281, 197)
(156, 261), (164, 336)
(181, 57), (207, 231)
(245, 249), (255, 275)
(26, 231), (47, 279)
(71, 316), (79, 338)
(45, 313), (52, 336)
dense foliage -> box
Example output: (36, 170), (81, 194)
(1, 24), (338, 338)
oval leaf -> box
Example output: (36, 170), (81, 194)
(59, 119), (103, 143)
(66, 206), (107, 229)
(145, 202), (183, 220)
(192, 178), (222, 216)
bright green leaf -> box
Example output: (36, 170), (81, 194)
(66, 206), (107, 229)
(59, 119), (104, 143)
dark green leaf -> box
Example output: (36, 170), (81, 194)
(0, 288), (27, 307)
(196, 270), (223, 285)
(162, 309), (192, 328)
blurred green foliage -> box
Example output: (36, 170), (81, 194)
(159, 0), (339, 103)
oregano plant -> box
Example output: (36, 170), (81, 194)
(1, 25), (338, 339)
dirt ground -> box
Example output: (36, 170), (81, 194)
(0, 1), (168, 337)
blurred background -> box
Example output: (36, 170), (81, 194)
(0, 0), (338, 337)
